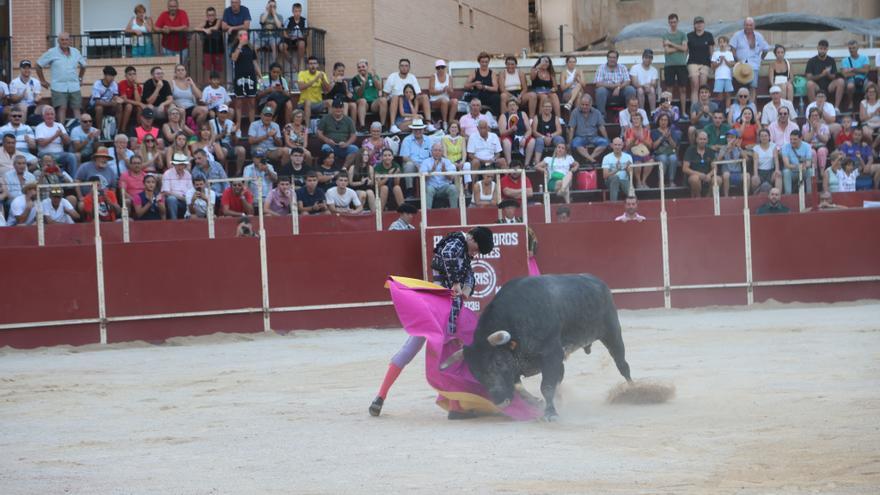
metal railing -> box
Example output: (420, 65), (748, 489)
(0, 36), (11, 82)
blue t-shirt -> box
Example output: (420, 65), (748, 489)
(222, 6), (251, 27)
(841, 54), (869, 82)
(781, 141), (812, 166)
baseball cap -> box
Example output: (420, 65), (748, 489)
(331, 98), (345, 108)
(261, 106), (275, 115)
(694, 16), (705, 24)
(727, 128), (740, 137)
(769, 85), (782, 94)
(19, 60), (32, 68)
(253, 149), (266, 158)
(142, 107), (155, 119)
(435, 59), (447, 68)
(218, 104), (229, 113)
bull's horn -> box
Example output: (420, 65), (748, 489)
(439, 349), (464, 370)
(487, 330), (511, 346)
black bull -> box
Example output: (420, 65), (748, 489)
(442, 274), (632, 420)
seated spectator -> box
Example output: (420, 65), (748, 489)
(802, 107), (830, 173)
(352, 59), (388, 130)
(556, 205), (571, 222)
(138, 133), (164, 173)
(134, 107), (161, 145)
(531, 100), (565, 167)
(190, 124), (225, 167)
(3, 154), (36, 202)
(760, 85), (797, 127)
(838, 158), (859, 192)
(824, 152), (843, 193)
(780, 130), (815, 194)
(769, 45), (794, 102)
(499, 161), (534, 202)
(464, 52), (501, 115)
(201, 71), (232, 117)
(81, 176), (122, 222)
(210, 105), (245, 175)
(231, 33), (261, 129)
(615, 195), (646, 222)
(34, 106), (76, 176)
(108, 134), (135, 176)
(142, 66), (174, 119)
(280, 2), (308, 72)
(374, 148), (404, 210)
(618, 96), (649, 131)
(325, 172), (364, 214)
(295, 56), (330, 125)
(399, 120), (432, 193)
(88, 66), (121, 132)
(161, 153), (194, 219)
(805, 40), (844, 109)
(497, 198), (524, 224)
(258, 62), (294, 124)
(840, 127), (873, 171)
(323, 62), (357, 125)
(602, 138), (633, 201)
(629, 49), (659, 113)
(752, 128), (782, 194)
(162, 105), (195, 144)
(6, 181), (38, 226)
(651, 91), (681, 125)
(536, 143), (575, 200)
(420, 143), (458, 209)
(728, 87), (758, 125)
(384, 58), (433, 134)
(498, 99), (535, 170)
(75, 147), (117, 198)
(315, 151), (339, 191)
(277, 146), (310, 189)
(119, 154), (148, 206)
(347, 148), (377, 211)
(296, 171), (328, 215)
(221, 180), (255, 216)
(441, 121), (470, 179)
(264, 176), (294, 216)
(70, 113), (100, 163)
(624, 113), (653, 189)
(134, 174), (165, 220)
(41, 186), (79, 224)
(860, 84), (880, 145)
(248, 106), (288, 166)
(683, 131), (720, 198)
(756, 187), (789, 215)
(37, 154), (75, 196)
(840, 40), (869, 111)
(805, 90), (841, 138)
(593, 50), (634, 119)
(164, 132), (192, 169)
(734, 107), (759, 154)
(185, 176), (216, 219)
(568, 94), (609, 165)
(835, 115), (855, 148)
(389, 203), (417, 230)
(559, 55), (585, 113)
(651, 113), (681, 187)
(471, 173), (499, 207)
(527, 56), (561, 118)
(8, 60), (43, 116)
(711, 36), (736, 109)
(394, 84), (428, 132)
(499, 56), (532, 119)
(703, 110), (731, 154)
(317, 99), (358, 160)
(117, 65), (144, 135)
(459, 98), (496, 138)
(191, 148), (228, 196)
(243, 150), (278, 203)
(0, 109), (38, 169)
(0, 133), (22, 176)
(768, 107), (799, 150)
(467, 120), (506, 171)
(718, 129), (744, 197)
(815, 190), (847, 210)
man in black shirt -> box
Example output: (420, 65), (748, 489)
(805, 39), (844, 106)
(231, 33), (262, 133)
(687, 16), (715, 111)
(141, 66), (174, 119)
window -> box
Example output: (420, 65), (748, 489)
(469, 7), (474, 28)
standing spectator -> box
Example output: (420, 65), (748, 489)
(221, 180), (255, 216)
(464, 52), (501, 116)
(602, 138), (633, 201)
(662, 13), (689, 117)
(499, 56), (532, 117)
(752, 128), (782, 194)
(352, 59), (388, 131)
(317, 99), (358, 160)
(710, 36), (735, 110)
(840, 40), (870, 112)
(651, 113), (681, 187)
(688, 85), (717, 145)
(200, 7), (224, 73)
(185, 176), (216, 219)
(536, 142), (577, 200)
(41, 187), (79, 224)
(81, 177), (122, 222)
(558, 55), (584, 113)
(34, 106), (77, 176)
(498, 99), (534, 170)
(325, 172), (363, 214)
(755, 187), (789, 215)
(531, 100), (565, 166)
(231, 35), (262, 130)
(296, 171), (327, 215)
(459, 98), (496, 138)
(296, 56), (330, 125)
(629, 49), (659, 114)
(419, 143), (458, 209)
(593, 50), (635, 119)
(8, 60), (43, 117)
(248, 106), (287, 166)
(3, 155), (36, 201)
(729, 17), (770, 103)
(142, 66), (174, 119)
(171, 64), (208, 126)
(222, 0), (251, 50)
(399, 120), (432, 193)
(761, 85), (797, 127)
(683, 131), (720, 198)
(117, 66), (144, 134)
(805, 40), (845, 109)
(258, 1), (284, 64)
(389, 203), (417, 230)
(242, 150), (278, 202)
(70, 113), (101, 164)
(154, 0), (190, 60)
(280, 2), (308, 74)
(88, 66), (121, 132)
(125, 4), (154, 57)
(6, 181), (38, 226)
(161, 153), (194, 219)
(687, 16), (715, 112)
(467, 120), (506, 171)
(769, 45), (794, 102)
(568, 94), (609, 165)
(133, 174), (166, 220)
(36, 32), (86, 122)
(614, 195), (646, 223)
(780, 130), (815, 194)
(768, 108), (799, 150)
(384, 59), (433, 133)
(802, 108), (830, 174)
(429, 60), (459, 131)
(0, 109), (38, 169)
(263, 175), (294, 216)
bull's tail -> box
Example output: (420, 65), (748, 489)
(600, 310), (632, 383)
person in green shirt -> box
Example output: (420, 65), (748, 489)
(702, 110), (731, 153)
(662, 13), (689, 116)
(351, 59), (388, 131)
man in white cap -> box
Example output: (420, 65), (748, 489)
(760, 85), (797, 127)
(161, 153), (194, 219)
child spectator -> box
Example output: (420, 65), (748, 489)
(201, 7), (224, 73)
(837, 158), (858, 192)
(201, 71), (232, 115)
(710, 36), (735, 109)
(88, 66), (121, 131)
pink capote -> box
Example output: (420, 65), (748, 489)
(528, 256), (541, 276)
(386, 276), (542, 421)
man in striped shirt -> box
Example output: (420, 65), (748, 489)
(594, 50), (636, 119)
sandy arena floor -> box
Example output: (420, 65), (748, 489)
(1, 301), (879, 494)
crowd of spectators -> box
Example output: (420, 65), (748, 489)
(1, 4), (879, 227)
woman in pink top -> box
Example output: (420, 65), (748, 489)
(119, 154), (148, 206)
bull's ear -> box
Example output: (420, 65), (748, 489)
(487, 330), (511, 346)
(439, 349), (464, 370)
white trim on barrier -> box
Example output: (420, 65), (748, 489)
(269, 301), (394, 313)
(256, 179), (271, 332)
(92, 186), (108, 344)
(35, 182), (102, 247)
(106, 307), (263, 323)
(121, 188), (131, 243)
(0, 318), (102, 331)
(742, 170), (755, 305)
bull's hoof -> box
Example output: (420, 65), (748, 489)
(447, 410), (479, 420)
(369, 396), (384, 417)
(542, 412), (559, 422)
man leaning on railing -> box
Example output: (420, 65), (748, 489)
(155, 0), (190, 61)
